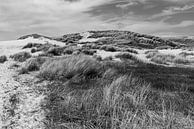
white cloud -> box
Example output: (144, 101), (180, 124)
(149, 4), (194, 20)
(0, 0), (114, 40)
(0, 0), (194, 40)
(116, 2), (138, 9)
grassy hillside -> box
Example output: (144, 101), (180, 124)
(15, 30), (194, 129)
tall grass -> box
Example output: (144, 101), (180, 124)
(37, 55), (194, 129)
(38, 55), (104, 82)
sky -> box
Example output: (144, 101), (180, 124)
(0, 0), (194, 40)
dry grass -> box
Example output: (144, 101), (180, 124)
(19, 57), (48, 74)
(43, 74), (194, 129)
(36, 54), (194, 129)
(38, 55), (103, 82)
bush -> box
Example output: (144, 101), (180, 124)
(115, 52), (137, 60)
(31, 48), (37, 53)
(124, 48), (138, 54)
(10, 52), (31, 62)
(38, 53), (53, 57)
(18, 67), (29, 74)
(38, 55), (103, 81)
(22, 42), (42, 49)
(0, 55), (7, 63)
(103, 56), (113, 61)
(93, 54), (102, 61)
(18, 57), (48, 74)
(81, 49), (96, 55)
(47, 47), (64, 56)
(36, 43), (58, 52)
(174, 57), (190, 65)
(26, 57), (48, 71)
(63, 49), (73, 55)
(100, 45), (118, 52)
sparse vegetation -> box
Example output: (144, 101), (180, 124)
(6, 30), (194, 129)
(115, 52), (136, 60)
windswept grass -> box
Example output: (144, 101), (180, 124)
(38, 55), (103, 82)
(19, 56), (48, 74)
(36, 54), (194, 129)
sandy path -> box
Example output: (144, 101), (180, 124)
(0, 60), (45, 129)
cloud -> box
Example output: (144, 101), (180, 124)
(0, 0), (194, 40)
(0, 0), (115, 40)
(150, 4), (194, 20)
(116, 1), (138, 9)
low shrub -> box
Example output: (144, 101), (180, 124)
(19, 57), (48, 74)
(36, 43), (58, 52)
(100, 45), (118, 52)
(31, 48), (37, 53)
(47, 47), (64, 56)
(124, 48), (138, 54)
(38, 52), (53, 57)
(10, 52), (31, 62)
(9, 63), (20, 69)
(103, 56), (113, 61)
(22, 42), (42, 49)
(81, 49), (96, 55)
(115, 52), (137, 61)
(0, 55), (7, 63)
(26, 57), (48, 71)
(174, 57), (190, 65)
(63, 49), (73, 55)
(93, 54), (102, 61)
(18, 67), (29, 74)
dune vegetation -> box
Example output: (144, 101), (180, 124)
(3, 30), (194, 129)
